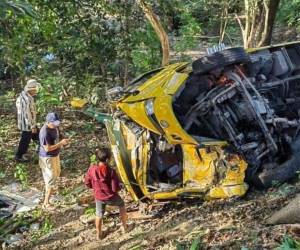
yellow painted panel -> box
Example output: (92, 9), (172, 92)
(140, 131), (150, 196)
(122, 63), (189, 103)
(154, 96), (198, 145)
(120, 123), (149, 197)
(182, 145), (217, 189)
(117, 101), (160, 134)
(110, 144), (139, 201)
(220, 154), (247, 185)
(207, 183), (248, 199)
(150, 190), (180, 200)
(163, 72), (189, 95)
(182, 144), (248, 199)
(121, 123), (137, 151)
(106, 121), (140, 201)
(150, 187), (206, 200)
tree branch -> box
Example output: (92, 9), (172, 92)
(136, 0), (170, 66)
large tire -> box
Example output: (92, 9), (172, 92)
(192, 47), (250, 75)
(252, 138), (300, 188)
(252, 155), (300, 188)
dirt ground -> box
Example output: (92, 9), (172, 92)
(1, 109), (300, 250)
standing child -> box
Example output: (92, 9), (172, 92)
(84, 148), (132, 239)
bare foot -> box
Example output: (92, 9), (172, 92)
(96, 233), (102, 240)
(96, 231), (107, 240)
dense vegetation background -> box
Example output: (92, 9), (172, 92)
(1, 1), (300, 249)
(0, 0), (299, 110)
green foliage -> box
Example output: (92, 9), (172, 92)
(85, 207), (96, 216)
(0, 0), (166, 98)
(0, 92), (15, 114)
(190, 237), (202, 250)
(31, 208), (43, 220)
(0, 218), (5, 226)
(41, 217), (53, 234)
(131, 23), (161, 74)
(129, 244), (143, 250)
(4, 149), (15, 161)
(14, 163), (29, 189)
(176, 236), (202, 250)
(174, 12), (201, 52)
(277, 0), (300, 31)
(61, 157), (76, 170)
(271, 183), (297, 198)
(0, 170), (5, 179)
(35, 75), (64, 115)
(59, 185), (85, 204)
(277, 184), (297, 197)
(0, 0), (296, 103)
(277, 235), (300, 250)
(90, 154), (97, 165)
(31, 217), (53, 242)
(82, 123), (95, 133)
(0, 0), (244, 95)
(0, 0), (36, 18)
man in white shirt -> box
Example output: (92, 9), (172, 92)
(15, 79), (40, 162)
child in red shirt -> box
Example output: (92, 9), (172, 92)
(85, 148), (132, 239)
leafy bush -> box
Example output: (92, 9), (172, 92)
(14, 163), (28, 189)
(277, 235), (300, 250)
(41, 217), (53, 234)
(131, 23), (161, 75)
(90, 154), (97, 165)
(174, 12), (201, 52)
(176, 236), (202, 250)
(278, 0), (300, 32)
(36, 75), (64, 116)
(85, 207), (96, 216)
(31, 217), (54, 242)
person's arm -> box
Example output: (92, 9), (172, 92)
(111, 169), (121, 193)
(16, 97), (22, 129)
(29, 98), (37, 131)
(25, 96), (36, 131)
(84, 170), (92, 189)
(43, 138), (69, 152)
(16, 96), (21, 115)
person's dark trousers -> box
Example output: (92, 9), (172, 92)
(16, 130), (39, 159)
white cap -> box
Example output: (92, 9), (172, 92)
(24, 79), (40, 92)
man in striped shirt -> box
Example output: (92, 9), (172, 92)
(15, 79), (40, 162)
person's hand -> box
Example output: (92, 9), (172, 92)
(60, 138), (70, 146)
(32, 127), (37, 134)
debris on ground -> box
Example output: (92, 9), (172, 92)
(1, 110), (300, 249)
(0, 182), (42, 214)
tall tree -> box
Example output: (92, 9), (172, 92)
(0, 0), (36, 17)
(236, 0), (280, 48)
(136, 0), (170, 66)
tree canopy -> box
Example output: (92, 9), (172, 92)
(0, 0), (299, 104)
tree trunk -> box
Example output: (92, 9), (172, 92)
(122, 0), (130, 86)
(237, 0), (280, 48)
(258, 0), (280, 47)
(219, 0), (229, 43)
(137, 0), (170, 66)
